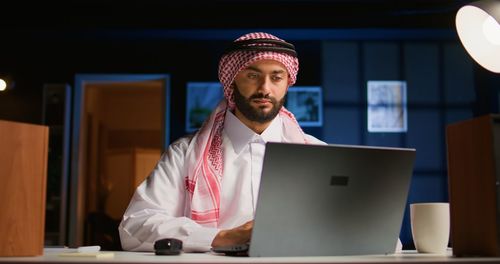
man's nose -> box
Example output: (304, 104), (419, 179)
(258, 76), (272, 93)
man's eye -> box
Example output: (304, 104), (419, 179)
(272, 76), (283, 81)
(247, 73), (258, 79)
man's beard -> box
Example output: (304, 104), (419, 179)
(233, 87), (285, 123)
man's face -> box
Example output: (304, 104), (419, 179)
(233, 60), (289, 123)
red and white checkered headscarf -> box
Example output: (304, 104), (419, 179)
(219, 32), (299, 109)
(184, 32), (308, 227)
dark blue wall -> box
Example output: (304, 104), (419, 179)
(321, 39), (476, 248)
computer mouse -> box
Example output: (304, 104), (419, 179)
(154, 238), (183, 255)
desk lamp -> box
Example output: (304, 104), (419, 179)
(456, 0), (500, 73)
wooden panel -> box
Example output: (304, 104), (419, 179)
(105, 150), (133, 220)
(105, 148), (160, 220)
(133, 149), (161, 188)
(107, 130), (162, 149)
(446, 114), (500, 256)
(0, 120), (49, 256)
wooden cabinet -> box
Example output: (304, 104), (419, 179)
(447, 114), (500, 256)
(104, 148), (161, 220)
(0, 120), (49, 256)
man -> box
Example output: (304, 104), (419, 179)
(119, 32), (324, 252)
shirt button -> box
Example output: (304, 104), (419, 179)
(253, 138), (264, 144)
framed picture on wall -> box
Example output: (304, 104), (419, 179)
(285, 86), (323, 127)
(367, 80), (407, 133)
(186, 82), (223, 132)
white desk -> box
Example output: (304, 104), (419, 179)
(0, 250), (500, 264)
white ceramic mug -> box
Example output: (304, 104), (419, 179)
(410, 202), (450, 253)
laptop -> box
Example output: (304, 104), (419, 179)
(212, 142), (416, 257)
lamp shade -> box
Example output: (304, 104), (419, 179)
(456, 0), (500, 73)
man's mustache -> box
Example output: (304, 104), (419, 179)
(249, 93), (276, 102)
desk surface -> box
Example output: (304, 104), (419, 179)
(0, 250), (499, 264)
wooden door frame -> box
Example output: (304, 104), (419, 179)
(68, 74), (170, 246)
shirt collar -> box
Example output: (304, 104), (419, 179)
(224, 110), (283, 154)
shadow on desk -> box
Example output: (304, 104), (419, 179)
(85, 212), (122, 251)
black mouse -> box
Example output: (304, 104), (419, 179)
(154, 238), (183, 255)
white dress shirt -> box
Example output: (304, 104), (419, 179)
(119, 111), (324, 252)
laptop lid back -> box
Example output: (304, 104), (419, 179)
(249, 142), (415, 257)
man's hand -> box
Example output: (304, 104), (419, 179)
(211, 220), (253, 247)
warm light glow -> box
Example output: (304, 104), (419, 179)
(483, 16), (500, 45)
(0, 79), (6, 91)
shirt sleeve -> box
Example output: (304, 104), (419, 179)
(118, 136), (220, 252)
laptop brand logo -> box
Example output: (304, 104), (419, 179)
(330, 175), (349, 186)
